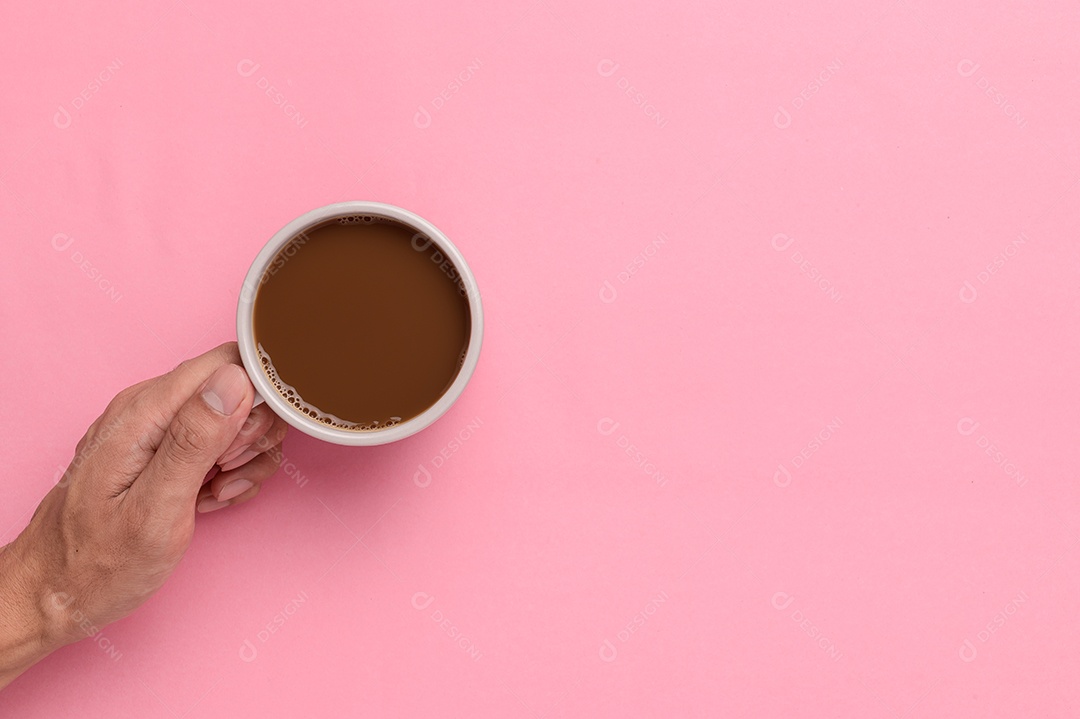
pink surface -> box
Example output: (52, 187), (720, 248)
(2, 0), (1079, 716)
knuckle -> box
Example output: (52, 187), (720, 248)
(70, 419), (137, 481)
(161, 413), (211, 464)
(97, 384), (151, 435)
(214, 342), (240, 362)
(170, 358), (197, 380)
(131, 394), (173, 438)
(133, 425), (161, 456)
(101, 395), (127, 422)
(107, 383), (142, 411)
(73, 432), (93, 458)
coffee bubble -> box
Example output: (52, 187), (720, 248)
(257, 344), (400, 431)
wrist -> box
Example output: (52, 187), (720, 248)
(0, 541), (67, 682)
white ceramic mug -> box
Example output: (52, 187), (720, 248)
(236, 201), (483, 446)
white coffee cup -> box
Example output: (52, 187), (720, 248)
(236, 201), (483, 446)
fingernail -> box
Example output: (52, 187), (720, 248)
(218, 479), (253, 502)
(219, 449), (260, 472)
(197, 497), (229, 513)
(202, 365), (248, 416)
(219, 442), (252, 466)
(241, 413), (259, 431)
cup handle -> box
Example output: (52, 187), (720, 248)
(252, 391), (266, 408)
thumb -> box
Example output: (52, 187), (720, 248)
(136, 363), (254, 503)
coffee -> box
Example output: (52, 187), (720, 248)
(252, 216), (471, 431)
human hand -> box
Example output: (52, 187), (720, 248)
(0, 342), (288, 688)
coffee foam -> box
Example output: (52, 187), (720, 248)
(257, 343), (402, 432)
(337, 214), (394, 226)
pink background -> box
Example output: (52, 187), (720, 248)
(2, 0), (1079, 716)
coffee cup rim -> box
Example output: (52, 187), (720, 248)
(236, 201), (484, 446)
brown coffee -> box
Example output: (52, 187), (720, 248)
(252, 215), (471, 431)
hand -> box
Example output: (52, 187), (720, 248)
(0, 342), (288, 689)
